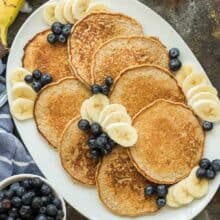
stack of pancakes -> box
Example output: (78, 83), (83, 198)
(23, 13), (204, 216)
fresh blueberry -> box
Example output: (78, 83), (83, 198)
(35, 214), (47, 220)
(41, 74), (53, 86)
(32, 69), (42, 80)
(206, 168), (216, 180)
(41, 197), (50, 206)
(91, 84), (102, 94)
(10, 183), (20, 192)
(0, 191), (4, 200)
(87, 137), (97, 149)
(169, 48), (180, 59)
(47, 33), (57, 44)
(52, 22), (63, 35)
(202, 121), (213, 131)
(2, 199), (11, 210)
(156, 185), (168, 197)
(199, 158), (211, 169)
(196, 167), (206, 179)
(52, 198), (61, 209)
(31, 197), (42, 209)
(24, 75), (33, 84)
(105, 76), (113, 87)
(22, 191), (35, 205)
(8, 207), (18, 218)
(30, 178), (43, 188)
(19, 205), (32, 218)
(156, 197), (166, 208)
(46, 204), (57, 216)
(32, 81), (42, 92)
(6, 217), (14, 220)
(40, 184), (51, 196)
(20, 180), (31, 190)
(78, 119), (90, 131)
(90, 123), (102, 136)
(144, 185), (155, 197)
(212, 159), (220, 172)
(15, 187), (25, 197)
(57, 209), (64, 218)
(101, 84), (110, 96)
(100, 144), (112, 155)
(90, 148), (101, 160)
(62, 24), (72, 36)
(11, 197), (22, 208)
(58, 34), (67, 43)
(4, 189), (14, 199)
(96, 135), (108, 148)
(47, 194), (54, 203)
(169, 58), (182, 71)
(39, 206), (46, 214)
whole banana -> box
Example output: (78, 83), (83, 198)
(0, 0), (25, 46)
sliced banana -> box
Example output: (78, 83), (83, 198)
(87, 94), (109, 122)
(55, 0), (68, 24)
(64, 0), (77, 23)
(12, 82), (36, 101)
(10, 67), (31, 85)
(106, 122), (138, 147)
(172, 180), (194, 205)
(72, 0), (91, 20)
(11, 98), (34, 120)
(80, 99), (92, 122)
(192, 99), (220, 122)
(101, 111), (131, 129)
(43, 2), (58, 26)
(166, 186), (181, 208)
(185, 167), (209, 199)
(98, 104), (127, 124)
(182, 72), (207, 94)
(86, 2), (110, 14)
(176, 63), (194, 85)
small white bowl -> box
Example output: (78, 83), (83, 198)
(0, 174), (66, 219)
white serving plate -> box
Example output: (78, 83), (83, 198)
(6, 0), (220, 220)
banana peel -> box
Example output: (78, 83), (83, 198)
(0, 0), (25, 46)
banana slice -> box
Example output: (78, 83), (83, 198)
(86, 2), (110, 14)
(176, 63), (194, 85)
(185, 167), (209, 199)
(188, 92), (219, 107)
(192, 99), (220, 122)
(11, 98), (34, 120)
(43, 2), (58, 26)
(172, 180), (194, 205)
(87, 94), (109, 122)
(182, 72), (207, 94)
(186, 84), (218, 100)
(12, 82), (36, 101)
(98, 104), (127, 124)
(10, 67), (31, 85)
(80, 99), (92, 122)
(72, 0), (91, 20)
(101, 111), (131, 129)
(64, 0), (77, 24)
(55, 0), (68, 24)
(106, 122), (138, 147)
(166, 186), (181, 208)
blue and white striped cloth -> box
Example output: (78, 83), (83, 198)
(0, 58), (42, 181)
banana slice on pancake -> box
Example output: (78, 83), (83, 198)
(80, 99), (92, 122)
(176, 63), (194, 85)
(188, 92), (219, 106)
(64, 0), (77, 23)
(166, 186), (181, 208)
(43, 2), (58, 25)
(10, 67), (31, 85)
(55, 0), (68, 24)
(86, 2), (110, 14)
(72, 0), (91, 20)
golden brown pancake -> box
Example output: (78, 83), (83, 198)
(130, 99), (205, 184)
(23, 30), (74, 82)
(91, 36), (169, 84)
(68, 12), (143, 86)
(110, 65), (186, 117)
(60, 116), (98, 185)
(96, 147), (158, 216)
(34, 77), (91, 149)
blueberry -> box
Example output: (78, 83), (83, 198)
(58, 34), (67, 43)
(96, 135), (108, 148)
(62, 24), (72, 36)
(41, 184), (51, 196)
(100, 144), (112, 155)
(52, 198), (61, 209)
(47, 33), (57, 44)
(87, 137), (97, 149)
(52, 22), (63, 35)
(90, 148), (101, 160)
(41, 74), (53, 86)
(6, 217), (14, 220)
(169, 58), (182, 71)
(32, 69), (42, 80)
(156, 185), (168, 197)
(101, 84), (110, 96)
(196, 167), (206, 179)
(20, 180), (31, 190)
(78, 119), (90, 131)
(91, 84), (102, 94)
(206, 168), (216, 180)
(4, 189), (14, 199)
(46, 204), (57, 216)
(199, 158), (211, 169)
(24, 75), (33, 84)
(39, 206), (46, 214)
(10, 183), (20, 192)
(15, 187), (25, 197)
(30, 178), (43, 188)
(90, 123), (102, 136)
(8, 207), (18, 217)
(22, 191), (35, 205)
(212, 159), (220, 172)
(169, 48), (180, 59)
(32, 81), (42, 92)
(105, 76), (113, 87)
(32, 197), (42, 209)
(11, 197), (22, 208)
(19, 205), (32, 218)
(35, 214), (47, 220)
(41, 197), (49, 206)
(2, 199), (11, 210)
(202, 121), (213, 131)
(56, 210), (64, 218)
(144, 185), (154, 197)
(156, 197), (166, 208)
(0, 191), (5, 201)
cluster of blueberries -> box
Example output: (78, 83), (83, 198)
(47, 22), (72, 44)
(0, 178), (64, 220)
(78, 119), (117, 160)
(24, 69), (53, 92)
(91, 76), (113, 96)
(196, 158), (220, 180)
(169, 48), (182, 71)
(144, 184), (168, 208)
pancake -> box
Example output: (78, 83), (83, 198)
(96, 147), (158, 216)
(68, 12), (143, 86)
(23, 30), (74, 82)
(34, 77), (91, 149)
(130, 99), (205, 184)
(110, 65), (186, 117)
(92, 36), (169, 84)
(60, 116), (98, 185)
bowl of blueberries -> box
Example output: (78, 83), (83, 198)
(0, 174), (66, 220)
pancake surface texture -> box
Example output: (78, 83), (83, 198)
(68, 12), (143, 85)
(34, 77), (91, 148)
(130, 99), (204, 184)
(96, 147), (158, 216)
(23, 30), (74, 82)
(92, 36), (169, 84)
(60, 116), (98, 185)
(110, 65), (185, 117)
